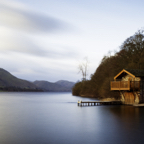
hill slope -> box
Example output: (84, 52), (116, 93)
(0, 68), (41, 91)
(33, 80), (75, 92)
(0, 68), (75, 92)
(55, 80), (75, 89)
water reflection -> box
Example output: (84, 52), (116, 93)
(108, 106), (144, 143)
(0, 93), (144, 144)
(110, 105), (140, 119)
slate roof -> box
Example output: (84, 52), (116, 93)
(125, 69), (144, 77)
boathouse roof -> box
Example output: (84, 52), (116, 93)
(114, 69), (144, 80)
(125, 69), (144, 77)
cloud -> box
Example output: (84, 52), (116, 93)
(0, 27), (47, 56)
(0, 52), (79, 82)
(0, 1), (80, 82)
(0, 1), (75, 58)
(0, 27), (78, 58)
(0, 1), (66, 33)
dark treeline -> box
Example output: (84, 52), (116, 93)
(0, 87), (43, 92)
(72, 29), (144, 99)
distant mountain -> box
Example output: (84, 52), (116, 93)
(55, 80), (75, 89)
(0, 68), (42, 91)
(33, 80), (75, 92)
(0, 68), (75, 92)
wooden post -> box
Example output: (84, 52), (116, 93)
(128, 79), (130, 90)
(119, 81), (120, 90)
(77, 100), (79, 106)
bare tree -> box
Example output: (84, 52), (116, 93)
(78, 57), (89, 81)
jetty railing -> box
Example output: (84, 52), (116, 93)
(111, 81), (140, 91)
(130, 81), (140, 90)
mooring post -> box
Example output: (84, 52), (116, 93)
(80, 100), (82, 106)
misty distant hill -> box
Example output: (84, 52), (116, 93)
(55, 80), (75, 89)
(33, 80), (75, 92)
(0, 68), (75, 92)
(0, 68), (42, 91)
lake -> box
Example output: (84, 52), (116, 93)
(0, 92), (144, 144)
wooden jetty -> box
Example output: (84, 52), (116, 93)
(77, 100), (122, 106)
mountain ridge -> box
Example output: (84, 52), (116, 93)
(33, 80), (75, 92)
(0, 68), (75, 92)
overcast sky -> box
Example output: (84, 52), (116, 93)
(0, 0), (144, 82)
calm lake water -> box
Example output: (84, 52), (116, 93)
(0, 92), (144, 144)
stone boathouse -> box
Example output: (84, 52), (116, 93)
(111, 69), (144, 105)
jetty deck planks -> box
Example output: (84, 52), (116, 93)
(77, 100), (122, 106)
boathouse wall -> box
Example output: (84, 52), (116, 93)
(111, 69), (144, 105)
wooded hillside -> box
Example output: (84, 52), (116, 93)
(72, 29), (144, 99)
